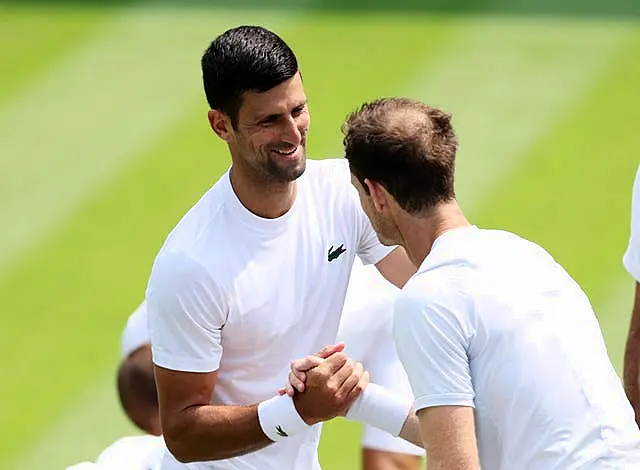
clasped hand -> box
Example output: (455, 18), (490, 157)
(278, 343), (369, 425)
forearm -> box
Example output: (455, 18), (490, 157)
(165, 403), (271, 462)
(398, 411), (424, 448)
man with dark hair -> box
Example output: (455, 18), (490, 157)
(117, 321), (161, 437)
(341, 97), (640, 468)
(145, 26), (419, 470)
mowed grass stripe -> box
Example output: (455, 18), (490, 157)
(0, 7), (284, 276)
(472, 31), (640, 369)
(5, 12), (636, 470)
(403, 17), (634, 215)
(0, 6), (113, 104)
(0, 6), (292, 464)
(3, 14), (453, 469)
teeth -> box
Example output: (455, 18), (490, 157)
(275, 147), (297, 155)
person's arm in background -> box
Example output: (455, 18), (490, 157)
(623, 164), (640, 426)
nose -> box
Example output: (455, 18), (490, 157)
(281, 116), (303, 146)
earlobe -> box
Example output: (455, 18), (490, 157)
(208, 110), (232, 143)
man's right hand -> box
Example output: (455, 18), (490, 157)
(292, 352), (369, 425)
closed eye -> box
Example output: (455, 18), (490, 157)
(259, 114), (280, 125)
(292, 103), (307, 117)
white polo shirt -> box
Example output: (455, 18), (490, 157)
(395, 226), (640, 469)
(624, 165), (640, 281)
(146, 158), (393, 470)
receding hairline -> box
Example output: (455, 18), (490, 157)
(345, 98), (439, 138)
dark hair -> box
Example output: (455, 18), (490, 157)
(343, 97), (458, 214)
(201, 25), (299, 127)
(117, 355), (158, 431)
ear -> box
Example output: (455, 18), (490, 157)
(364, 179), (388, 212)
(208, 109), (233, 143)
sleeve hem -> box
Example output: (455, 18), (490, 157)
(152, 350), (221, 373)
(360, 245), (397, 266)
(414, 393), (475, 411)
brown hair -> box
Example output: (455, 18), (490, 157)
(343, 97), (458, 214)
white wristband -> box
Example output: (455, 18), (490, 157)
(345, 383), (413, 437)
(257, 395), (310, 442)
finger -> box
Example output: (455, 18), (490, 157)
(334, 361), (363, 401)
(277, 387), (286, 396)
(289, 370), (306, 393)
(345, 370), (369, 406)
(291, 355), (324, 374)
(314, 342), (345, 359)
(291, 367), (306, 384)
(286, 384), (296, 397)
(329, 359), (358, 391)
(319, 352), (348, 375)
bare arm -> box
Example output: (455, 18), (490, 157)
(624, 281), (640, 426)
(397, 411), (423, 448)
(362, 449), (421, 470)
(155, 366), (272, 463)
(417, 406), (480, 470)
(375, 247), (416, 288)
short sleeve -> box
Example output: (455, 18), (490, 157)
(146, 252), (227, 373)
(334, 161), (394, 265)
(623, 165), (640, 282)
(393, 286), (475, 411)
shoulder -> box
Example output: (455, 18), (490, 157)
(147, 250), (222, 296)
(155, 174), (231, 260)
(396, 271), (471, 323)
(120, 301), (149, 358)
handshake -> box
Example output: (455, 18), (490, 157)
(257, 342), (418, 446)
(280, 342), (368, 425)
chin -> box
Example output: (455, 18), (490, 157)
(268, 157), (306, 182)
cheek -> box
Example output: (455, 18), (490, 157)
(298, 112), (311, 132)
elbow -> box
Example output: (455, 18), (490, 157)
(163, 417), (201, 463)
(164, 433), (195, 463)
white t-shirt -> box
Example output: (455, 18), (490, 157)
(120, 259), (421, 459)
(65, 435), (165, 470)
(121, 302), (149, 358)
(146, 159), (393, 470)
(623, 165), (640, 281)
(394, 226), (640, 469)
(96, 435), (165, 470)
(338, 259), (423, 457)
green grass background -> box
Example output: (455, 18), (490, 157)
(0, 2), (638, 469)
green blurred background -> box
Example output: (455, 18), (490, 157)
(1, 0), (639, 468)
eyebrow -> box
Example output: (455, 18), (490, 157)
(255, 100), (307, 124)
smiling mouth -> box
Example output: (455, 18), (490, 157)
(273, 147), (297, 155)
(272, 146), (300, 158)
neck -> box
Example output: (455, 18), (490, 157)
(397, 200), (470, 267)
(229, 164), (296, 219)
